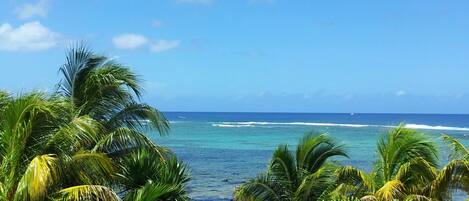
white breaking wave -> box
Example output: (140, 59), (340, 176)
(212, 124), (254, 128)
(401, 124), (469, 131)
(211, 121), (469, 131)
(213, 122), (368, 128)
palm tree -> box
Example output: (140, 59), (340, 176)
(330, 126), (469, 201)
(0, 45), (189, 200)
(53, 45), (187, 199)
(234, 133), (348, 201)
(0, 93), (118, 200)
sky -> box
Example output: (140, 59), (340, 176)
(0, 0), (469, 113)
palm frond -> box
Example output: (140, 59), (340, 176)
(54, 185), (120, 201)
(441, 134), (469, 160)
(234, 173), (283, 201)
(269, 145), (298, 193)
(105, 103), (170, 135)
(14, 154), (60, 201)
(295, 165), (336, 201)
(0, 93), (59, 191)
(93, 127), (165, 157)
(46, 115), (103, 154)
(377, 125), (438, 181)
(124, 181), (188, 201)
(335, 166), (374, 194)
(65, 151), (115, 186)
(296, 133), (348, 173)
(375, 180), (406, 201)
(58, 44), (101, 99)
(430, 159), (469, 199)
(395, 157), (437, 193)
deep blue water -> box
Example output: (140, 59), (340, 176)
(151, 112), (469, 200)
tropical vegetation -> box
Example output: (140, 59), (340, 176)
(234, 133), (348, 200)
(0, 45), (189, 201)
(235, 126), (469, 201)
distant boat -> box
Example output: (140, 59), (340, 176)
(350, 113), (355, 116)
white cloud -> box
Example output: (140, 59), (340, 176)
(112, 34), (148, 49)
(396, 90), (407, 96)
(15, 0), (51, 20)
(0, 21), (60, 51)
(175, 0), (213, 5)
(150, 40), (180, 53)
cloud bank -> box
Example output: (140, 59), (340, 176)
(0, 21), (60, 51)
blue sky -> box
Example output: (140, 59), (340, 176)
(1, 0), (469, 113)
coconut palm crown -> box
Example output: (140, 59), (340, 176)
(234, 133), (348, 201)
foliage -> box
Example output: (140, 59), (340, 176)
(234, 133), (348, 201)
(0, 45), (188, 201)
(332, 126), (469, 201)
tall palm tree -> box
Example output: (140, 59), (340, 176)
(234, 133), (348, 201)
(0, 45), (189, 200)
(330, 126), (469, 201)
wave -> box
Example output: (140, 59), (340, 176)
(218, 122), (369, 128)
(212, 124), (254, 128)
(400, 124), (469, 131)
(212, 121), (469, 131)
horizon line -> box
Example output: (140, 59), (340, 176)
(160, 111), (469, 115)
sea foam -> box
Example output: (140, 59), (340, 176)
(212, 121), (469, 131)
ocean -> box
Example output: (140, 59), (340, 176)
(151, 112), (469, 200)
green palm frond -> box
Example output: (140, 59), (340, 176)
(335, 166), (374, 194)
(237, 132), (348, 201)
(395, 157), (437, 193)
(430, 159), (469, 199)
(93, 127), (167, 157)
(116, 149), (189, 200)
(269, 145), (298, 193)
(46, 116), (103, 154)
(156, 155), (190, 187)
(105, 103), (170, 135)
(235, 173), (283, 201)
(65, 151), (115, 185)
(441, 134), (469, 160)
(54, 185), (120, 201)
(294, 165), (336, 201)
(124, 181), (188, 201)
(14, 154), (60, 201)
(375, 180), (406, 201)
(58, 44), (102, 100)
(296, 133), (348, 173)
(377, 125), (438, 181)
(0, 93), (59, 194)
(0, 90), (9, 112)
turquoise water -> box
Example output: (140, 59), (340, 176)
(151, 112), (469, 200)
